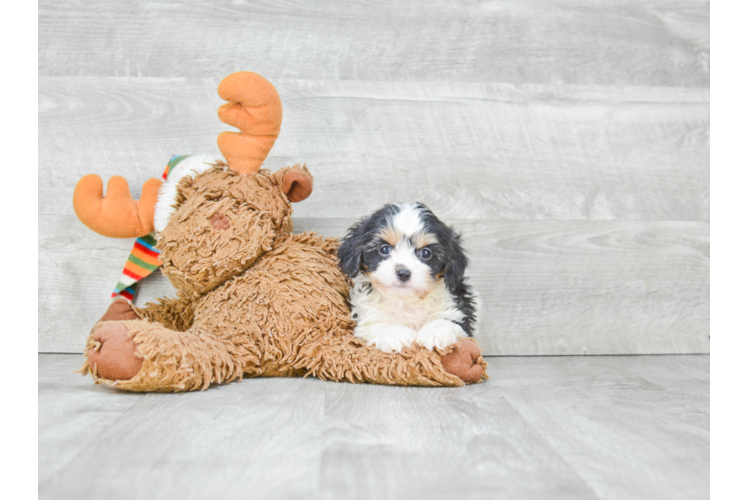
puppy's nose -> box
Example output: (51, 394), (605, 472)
(395, 266), (411, 282)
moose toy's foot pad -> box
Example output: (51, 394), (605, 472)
(441, 338), (486, 384)
(88, 322), (143, 381)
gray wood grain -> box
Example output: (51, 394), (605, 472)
(491, 355), (709, 500)
(39, 355), (327, 499)
(39, 217), (708, 355)
(38, 355), (145, 486)
(318, 381), (598, 500)
(39, 0), (709, 87)
(39, 353), (709, 500)
(39, 77), (709, 221)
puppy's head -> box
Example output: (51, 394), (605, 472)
(338, 202), (468, 298)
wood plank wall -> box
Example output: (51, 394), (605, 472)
(38, 0), (710, 354)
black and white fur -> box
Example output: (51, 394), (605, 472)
(337, 202), (477, 353)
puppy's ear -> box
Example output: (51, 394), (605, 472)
(443, 227), (469, 293)
(337, 221), (366, 277)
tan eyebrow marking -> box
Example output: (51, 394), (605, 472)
(413, 230), (437, 248)
(376, 224), (402, 246)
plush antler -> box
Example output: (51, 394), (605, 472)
(73, 174), (163, 238)
(217, 71), (282, 175)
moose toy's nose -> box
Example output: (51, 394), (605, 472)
(210, 213), (230, 230)
(396, 266), (411, 282)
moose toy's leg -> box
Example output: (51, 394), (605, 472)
(293, 333), (487, 387)
(82, 319), (251, 392)
(87, 322), (143, 380)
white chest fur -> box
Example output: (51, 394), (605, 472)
(349, 275), (465, 335)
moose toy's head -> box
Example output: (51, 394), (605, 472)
(72, 72), (313, 296)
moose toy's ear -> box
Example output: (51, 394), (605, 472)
(280, 164), (314, 202)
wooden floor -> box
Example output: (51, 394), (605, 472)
(39, 353), (709, 500)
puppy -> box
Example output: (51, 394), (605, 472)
(337, 202), (476, 353)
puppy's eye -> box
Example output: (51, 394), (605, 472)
(418, 248), (432, 260)
(379, 244), (392, 256)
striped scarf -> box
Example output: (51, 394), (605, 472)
(112, 232), (161, 301)
(111, 155), (191, 301)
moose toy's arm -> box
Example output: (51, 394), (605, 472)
(135, 294), (195, 332)
(95, 295), (195, 333)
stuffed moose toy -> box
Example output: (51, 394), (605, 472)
(72, 71), (487, 391)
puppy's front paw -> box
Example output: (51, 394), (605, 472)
(416, 319), (467, 351)
(362, 324), (417, 353)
